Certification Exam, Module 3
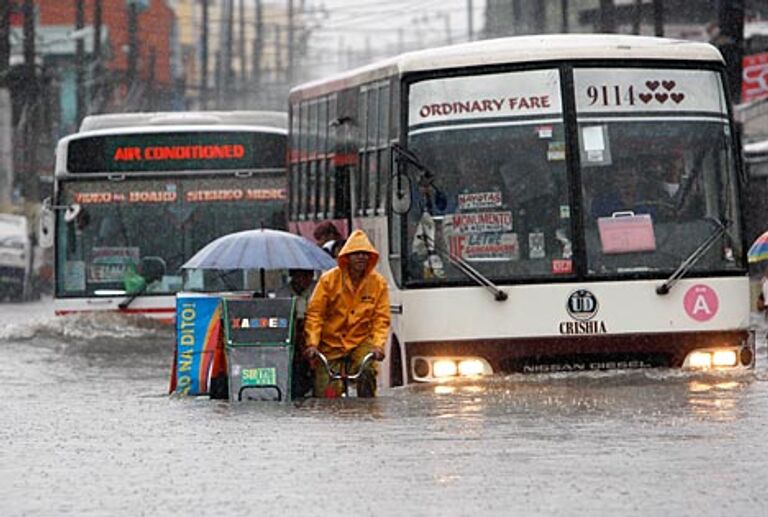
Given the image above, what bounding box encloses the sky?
[300,0,486,76]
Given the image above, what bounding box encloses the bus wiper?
[416,233,508,302]
[656,217,729,295]
[118,284,147,309]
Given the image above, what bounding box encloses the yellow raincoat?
[304,229,391,360]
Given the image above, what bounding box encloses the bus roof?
[290,34,724,101]
[79,110,288,132]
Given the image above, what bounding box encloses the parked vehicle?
[0,213,31,301]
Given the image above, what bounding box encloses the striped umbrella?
[748,230,768,264]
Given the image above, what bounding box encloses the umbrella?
[748,230,768,264]
[182,228,337,295]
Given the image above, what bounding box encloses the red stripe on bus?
[333,153,358,166]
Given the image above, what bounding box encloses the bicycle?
[310,350,377,398]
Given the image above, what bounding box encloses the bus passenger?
[649,154,703,220]
[758,265,768,316]
[416,176,449,214]
[590,162,659,219]
[303,230,390,398]
[322,238,346,258]
[313,221,342,247]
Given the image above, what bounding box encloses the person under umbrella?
[276,268,317,398]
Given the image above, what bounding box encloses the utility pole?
[75,0,85,124]
[147,47,156,110]
[275,24,283,78]
[127,2,139,94]
[239,0,246,106]
[599,0,615,33]
[215,51,222,108]
[225,0,234,106]
[0,0,10,86]
[22,0,38,203]
[201,0,209,109]
[1,1,12,207]
[718,0,745,104]
[632,0,641,35]
[287,0,294,86]
[467,0,474,41]
[93,0,102,110]
[94,1,102,62]
[23,0,34,80]
[652,0,664,37]
[561,0,569,33]
[252,0,263,105]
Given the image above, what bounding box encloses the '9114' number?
[585,85,636,106]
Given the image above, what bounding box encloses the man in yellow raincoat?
[304,229,390,397]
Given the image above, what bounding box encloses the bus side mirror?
[391,170,412,215]
[38,199,54,249]
[390,143,412,215]
[64,203,82,223]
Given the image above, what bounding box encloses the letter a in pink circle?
[683,284,719,322]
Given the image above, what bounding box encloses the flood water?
[1,299,767,516]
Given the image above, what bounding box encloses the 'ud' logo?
[566,289,599,321]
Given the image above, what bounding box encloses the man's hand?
[371,347,386,361]
[303,346,319,360]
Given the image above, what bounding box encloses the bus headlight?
[432,360,458,378]
[458,359,486,376]
[684,348,739,369]
[687,351,712,369]
[712,350,737,367]
[411,356,493,381]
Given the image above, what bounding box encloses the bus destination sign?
[67,131,284,173]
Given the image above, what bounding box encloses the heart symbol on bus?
[639,93,653,103]
[655,93,669,103]
[662,80,676,91]
[646,80,660,91]
[671,92,685,103]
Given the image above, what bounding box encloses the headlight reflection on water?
[687,378,744,421]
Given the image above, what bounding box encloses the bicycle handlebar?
[313,351,377,381]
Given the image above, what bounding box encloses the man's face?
[291,270,314,291]
[617,170,639,202]
[347,251,370,276]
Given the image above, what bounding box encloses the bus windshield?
[55,175,286,298]
[402,66,744,285]
[575,67,744,276]
[404,68,571,283]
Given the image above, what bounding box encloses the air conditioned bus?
[46,111,288,322]
[288,35,753,386]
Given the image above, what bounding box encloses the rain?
[3,1,768,516]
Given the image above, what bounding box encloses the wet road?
[1,299,767,516]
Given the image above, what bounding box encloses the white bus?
[288,35,753,386]
[45,111,287,322]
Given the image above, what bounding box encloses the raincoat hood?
[337,229,379,276]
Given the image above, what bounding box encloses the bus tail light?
[411,356,493,382]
